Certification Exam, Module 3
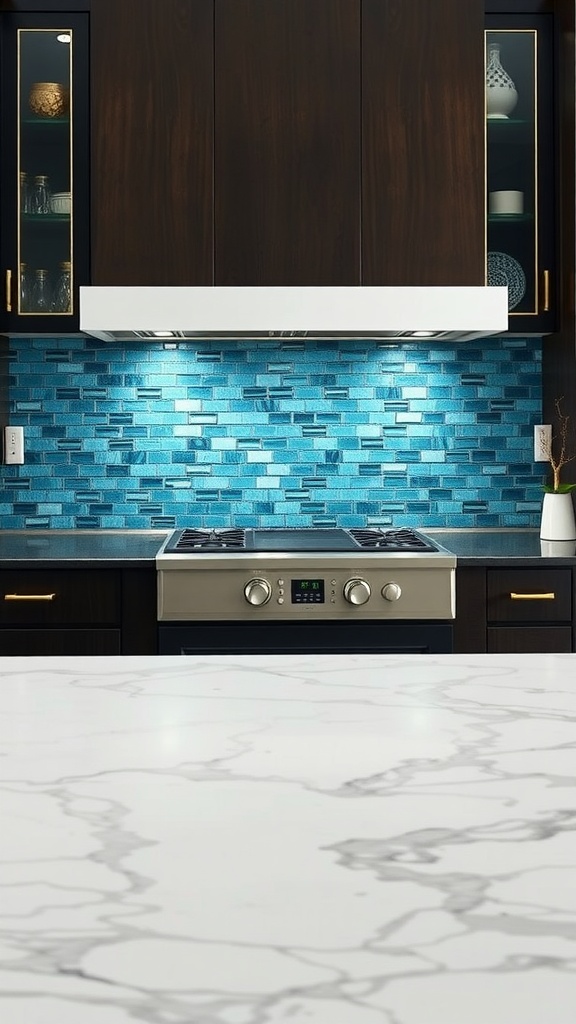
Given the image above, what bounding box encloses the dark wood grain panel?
[487,626,572,653]
[487,567,572,622]
[0,630,121,656]
[362,0,486,285]
[214,0,361,285]
[0,2,90,10]
[0,569,121,625]
[91,0,213,286]
[453,567,487,653]
[542,0,576,481]
[0,337,8,433]
[121,569,158,655]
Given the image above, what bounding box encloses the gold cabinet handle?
[542,269,550,312]
[4,593,56,602]
[5,269,12,312]
[510,592,555,600]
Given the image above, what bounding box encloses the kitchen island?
[1,653,575,1023]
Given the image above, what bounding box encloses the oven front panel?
[158,620,454,655]
[158,566,455,621]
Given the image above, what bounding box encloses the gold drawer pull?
[5,268,12,312]
[4,593,56,602]
[510,592,555,601]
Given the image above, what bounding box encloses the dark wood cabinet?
[485,11,557,334]
[214,0,360,286]
[363,0,485,286]
[0,9,89,333]
[90,0,213,287]
[0,629,121,655]
[454,564,575,653]
[0,566,158,656]
[487,626,572,652]
[91,0,486,288]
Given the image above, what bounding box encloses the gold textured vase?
[28,81,70,118]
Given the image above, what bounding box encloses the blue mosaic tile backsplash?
[3,335,545,530]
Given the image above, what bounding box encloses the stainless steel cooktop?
[156,527,456,622]
[161,526,443,554]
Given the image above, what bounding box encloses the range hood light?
[80,285,509,343]
[56,33,71,43]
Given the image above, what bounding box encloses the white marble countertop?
[1,653,576,1024]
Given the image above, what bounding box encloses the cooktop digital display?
[291,578,325,603]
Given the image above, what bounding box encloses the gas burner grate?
[349,528,434,552]
[174,528,246,551]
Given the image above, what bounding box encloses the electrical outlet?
[534,423,552,462]
[4,425,24,465]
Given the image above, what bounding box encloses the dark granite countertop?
[0,530,168,568]
[0,528,575,569]
[427,529,576,566]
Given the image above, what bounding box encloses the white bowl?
[50,193,71,215]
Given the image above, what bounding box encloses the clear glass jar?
[52,260,72,313]
[30,174,51,215]
[20,171,31,214]
[31,268,52,311]
[19,263,33,312]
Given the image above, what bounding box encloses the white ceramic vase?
[539,491,576,541]
[486,42,518,119]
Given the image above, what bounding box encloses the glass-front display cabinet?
[0,12,88,334]
[485,15,556,334]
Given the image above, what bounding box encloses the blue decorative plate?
[487,251,526,310]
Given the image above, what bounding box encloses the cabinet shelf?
[487,118,534,145]
[21,117,70,126]
[488,213,534,223]
[22,213,70,223]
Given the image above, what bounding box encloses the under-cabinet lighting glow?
[410,330,437,337]
[153,331,175,337]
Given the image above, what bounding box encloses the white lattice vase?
[486,42,518,119]
[539,492,576,541]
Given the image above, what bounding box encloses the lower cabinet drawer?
[487,626,573,654]
[0,570,121,626]
[487,568,572,623]
[0,629,122,656]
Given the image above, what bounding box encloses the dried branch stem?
[539,397,576,490]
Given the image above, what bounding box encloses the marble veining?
[1,653,576,1023]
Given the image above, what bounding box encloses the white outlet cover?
[534,424,552,462]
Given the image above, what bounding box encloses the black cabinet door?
[0,629,121,656]
[214,0,361,286]
[0,11,89,333]
[90,0,487,289]
[90,0,214,286]
[487,626,572,653]
[485,13,556,334]
[363,0,486,286]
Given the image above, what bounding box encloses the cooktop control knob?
[343,578,371,605]
[382,582,402,602]
[244,578,272,606]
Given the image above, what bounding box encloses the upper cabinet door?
[486,14,556,335]
[362,0,486,286]
[214,0,361,286]
[90,0,214,286]
[0,12,89,333]
[90,0,487,289]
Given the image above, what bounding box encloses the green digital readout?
[291,579,325,603]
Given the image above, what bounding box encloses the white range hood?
[79,285,508,343]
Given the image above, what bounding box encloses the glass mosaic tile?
[2,336,544,529]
